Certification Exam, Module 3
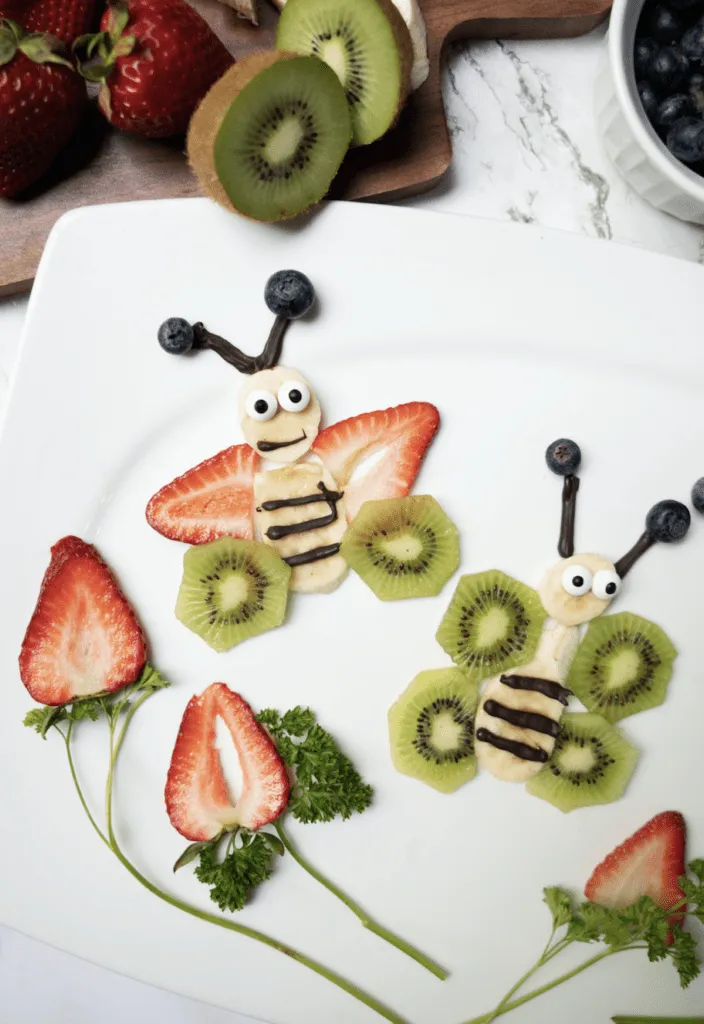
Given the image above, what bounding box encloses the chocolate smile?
[257,432,307,453]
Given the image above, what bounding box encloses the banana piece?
[268,0,429,91]
[475,622,578,783]
[254,462,348,594]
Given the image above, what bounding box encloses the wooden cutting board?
[0,0,611,296]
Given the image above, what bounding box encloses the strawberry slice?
[19,536,147,706]
[165,683,290,841]
[146,444,258,545]
[585,811,686,941]
[312,402,440,521]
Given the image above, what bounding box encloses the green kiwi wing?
[565,611,677,724]
[436,570,547,684]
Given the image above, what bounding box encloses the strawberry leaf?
[173,837,221,873]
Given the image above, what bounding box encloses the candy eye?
[245,390,278,422]
[561,565,593,596]
[278,381,311,413]
[592,570,621,601]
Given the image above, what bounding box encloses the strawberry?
[165,683,290,841]
[0,0,98,43]
[313,401,440,521]
[19,536,147,706]
[585,811,687,942]
[77,0,234,138]
[0,20,86,197]
[146,443,258,544]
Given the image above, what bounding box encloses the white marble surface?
[2,24,703,1024]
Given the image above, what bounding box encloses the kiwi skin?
[368,0,414,137]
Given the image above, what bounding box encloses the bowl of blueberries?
[596,0,704,223]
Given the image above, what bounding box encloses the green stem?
[97,693,409,1024]
[479,926,558,1024]
[274,820,448,981]
[462,946,647,1024]
[63,722,109,848]
[612,1018,704,1023]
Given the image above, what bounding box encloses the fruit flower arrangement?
[0,0,427,220]
[635,0,704,172]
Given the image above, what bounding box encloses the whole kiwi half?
[187,51,352,221]
[276,0,413,145]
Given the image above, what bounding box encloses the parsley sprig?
[24,677,409,1024]
[463,875,704,1024]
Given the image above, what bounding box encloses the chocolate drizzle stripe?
[476,727,549,763]
[264,483,343,541]
[283,543,341,567]
[500,674,572,706]
[261,487,343,512]
[484,700,560,737]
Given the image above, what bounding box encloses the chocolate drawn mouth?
[257,432,307,453]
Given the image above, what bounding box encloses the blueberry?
[638,80,660,120]
[682,20,704,64]
[545,438,581,476]
[656,91,694,127]
[667,115,704,161]
[635,36,659,77]
[157,317,194,354]
[691,477,704,514]
[689,71,704,110]
[648,4,685,43]
[264,270,315,320]
[646,499,691,541]
[649,45,690,91]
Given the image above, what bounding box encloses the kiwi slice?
[566,612,677,724]
[341,495,459,601]
[388,668,479,793]
[276,0,412,145]
[526,712,639,813]
[436,570,546,683]
[187,52,352,222]
[176,538,291,652]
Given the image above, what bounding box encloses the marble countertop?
[1,24,703,1024]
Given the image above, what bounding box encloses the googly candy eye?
[245,390,278,422]
[278,381,311,413]
[592,570,621,600]
[561,565,593,596]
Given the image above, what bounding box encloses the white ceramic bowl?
[596,0,704,224]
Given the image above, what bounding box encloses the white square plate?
[1,199,703,1024]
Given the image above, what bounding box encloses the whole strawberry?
[77,0,234,138]
[0,0,98,44]
[0,19,85,197]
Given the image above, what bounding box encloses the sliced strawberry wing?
[165,683,290,842]
[19,536,147,706]
[312,402,440,522]
[146,444,258,544]
[585,810,686,941]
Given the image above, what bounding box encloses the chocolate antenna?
[156,269,315,374]
[545,438,581,558]
[614,499,691,578]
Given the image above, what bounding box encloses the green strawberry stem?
[462,946,647,1024]
[274,820,448,981]
[58,691,409,1024]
